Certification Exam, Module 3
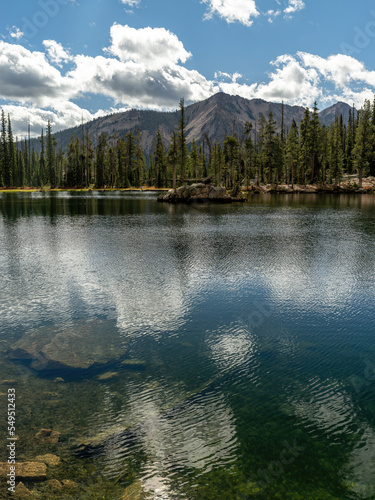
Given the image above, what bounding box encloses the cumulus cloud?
[284,0,305,16]
[120,0,141,6]
[1,102,94,137]
[43,40,73,67]
[202,0,303,25]
[214,52,375,108]
[105,24,191,68]
[202,0,259,27]
[0,41,75,106]
[2,24,375,137]
[8,27,24,39]
[67,54,214,109]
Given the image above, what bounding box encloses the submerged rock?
[15,481,34,498]
[157,183,245,203]
[121,359,146,369]
[97,371,119,381]
[7,318,128,372]
[34,429,61,444]
[121,480,145,499]
[34,454,61,466]
[0,462,47,480]
[61,479,78,489]
[47,479,63,490]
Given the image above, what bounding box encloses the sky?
[1,0,375,137]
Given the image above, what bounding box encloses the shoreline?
[0,179,375,195]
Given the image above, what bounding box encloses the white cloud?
[267,9,281,23]
[2,24,375,137]
[67,54,214,109]
[202,0,259,27]
[8,27,24,39]
[105,24,191,68]
[43,40,73,67]
[284,0,305,16]
[214,71,242,83]
[120,0,140,6]
[215,52,375,108]
[0,41,75,106]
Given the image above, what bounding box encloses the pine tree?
[23,138,30,186]
[125,131,136,186]
[153,129,166,188]
[256,113,266,184]
[168,132,178,190]
[243,122,254,188]
[212,142,223,186]
[39,129,46,186]
[299,107,311,184]
[95,132,107,188]
[352,99,373,188]
[7,114,15,187]
[285,119,300,185]
[328,115,344,188]
[66,135,80,187]
[346,108,355,174]
[178,98,188,182]
[310,101,321,183]
[117,137,127,187]
[265,111,277,184]
[1,110,10,187]
[223,135,239,188]
[135,128,146,186]
[46,120,56,188]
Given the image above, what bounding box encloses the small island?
[157,178,245,203]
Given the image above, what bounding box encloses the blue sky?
[1,0,375,136]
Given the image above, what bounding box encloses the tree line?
[1,98,375,190]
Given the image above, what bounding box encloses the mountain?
[44,93,357,157]
[318,101,357,127]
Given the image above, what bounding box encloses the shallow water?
[0,191,375,499]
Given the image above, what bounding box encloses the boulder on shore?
[157,183,245,203]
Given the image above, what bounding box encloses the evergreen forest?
[1,97,375,190]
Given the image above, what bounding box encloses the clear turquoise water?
[0,192,375,499]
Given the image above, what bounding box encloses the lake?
[0,191,375,499]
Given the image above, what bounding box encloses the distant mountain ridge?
[48,93,357,157]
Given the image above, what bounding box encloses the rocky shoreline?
[157,177,375,203]
[247,177,375,194]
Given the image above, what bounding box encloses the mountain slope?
[45,93,356,156]
[319,101,357,127]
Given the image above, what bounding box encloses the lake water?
[0,191,375,499]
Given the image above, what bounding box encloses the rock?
[61,479,78,489]
[34,454,61,466]
[34,428,61,444]
[47,479,63,489]
[121,359,146,369]
[7,318,128,372]
[97,371,119,381]
[158,183,242,203]
[0,462,47,480]
[54,377,64,383]
[15,481,34,498]
[208,186,226,199]
[121,480,144,500]
[76,424,129,449]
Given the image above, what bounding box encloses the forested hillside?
[0,96,372,190]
